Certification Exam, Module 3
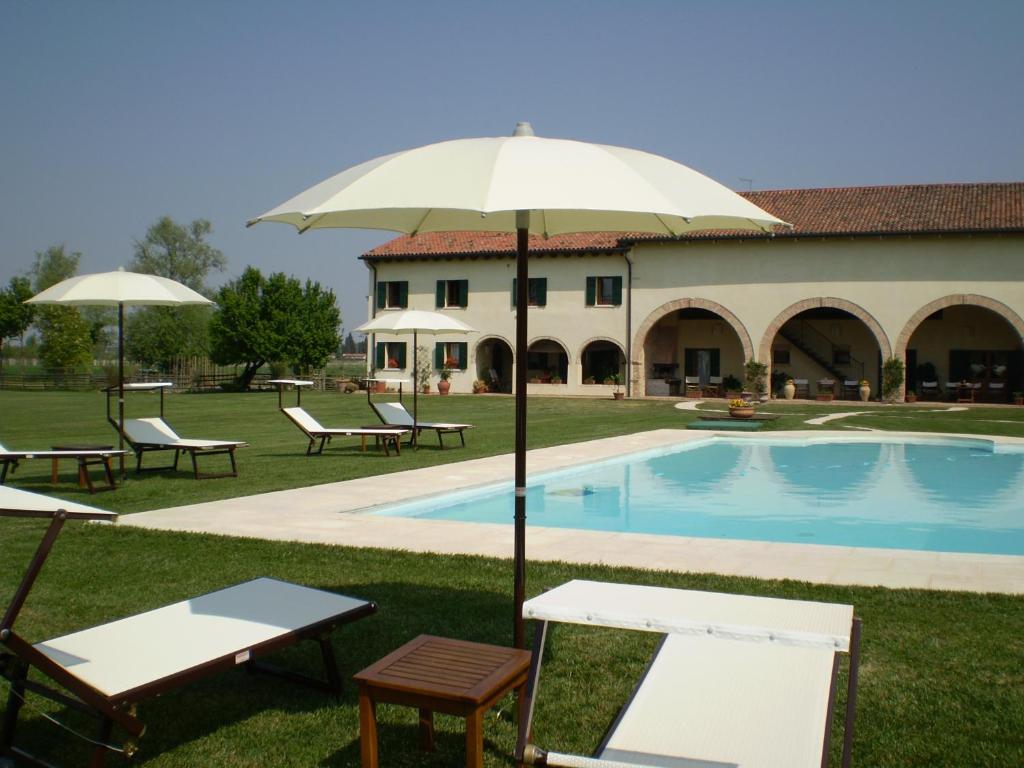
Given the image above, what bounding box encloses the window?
[375,341,407,369]
[434,341,468,370]
[773,348,791,365]
[833,346,851,365]
[585,276,622,306]
[436,279,469,309]
[376,280,408,310]
[511,278,547,307]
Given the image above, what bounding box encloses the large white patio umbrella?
[356,309,474,447]
[27,268,213,477]
[248,122,787,646]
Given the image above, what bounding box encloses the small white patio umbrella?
[356,309,474,446]
[248,122,787,646]
[27,268,213,476]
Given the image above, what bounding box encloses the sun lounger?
[370,401,472,448]
[517,579,860,768]
[0,442,127,492]
[0,486,376,767]
[282,406,408,456]
[121,417,246,479]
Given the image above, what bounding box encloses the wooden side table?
[354,634,531,768]
[49,444,118,493]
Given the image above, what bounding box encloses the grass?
[2,390,1024,765]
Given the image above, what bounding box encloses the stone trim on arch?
[894,294,1024,356]
[474,334,516,360]
[759,297,892,365]
[632,298,754,362]
[577,336,626,360]
[528,335,572,363]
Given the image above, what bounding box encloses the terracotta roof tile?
[363,182,1024,259]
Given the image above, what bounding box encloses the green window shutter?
[396,343,407,369]
[585,276,596,306]
[612,276,623,306]
[457,342,468,369]
[458,280,468,307]
[435,343,444,369]
[711,349,721,376]
[398,281,408,308]
[375,342,386,369]
[511,278,517,307]
[536,278,547,307]
[377,282,386,309]
[684,348,696,377]
[436,280,445,308]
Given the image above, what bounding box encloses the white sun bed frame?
[516,579,861,768]
[122,417,246,479]
[0,485,376,767]
[282,406,409,457]
[370,400,473,448]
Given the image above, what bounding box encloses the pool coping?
[120,429,1024,595]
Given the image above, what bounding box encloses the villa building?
[361,182,1024,401]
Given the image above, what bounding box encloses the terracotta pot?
[437,380,451,396]
[373,381,387,394]
[816,393,833,402]
[729,406,755,419]
[421,384,430,394]
[613,391,624,400]
[905,393,917,403]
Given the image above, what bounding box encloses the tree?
[0,276,35,374]
[126,216,225,370]
[31,245,93,373]
[209,267,341,388]
[130,216,226,293]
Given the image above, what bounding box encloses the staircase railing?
[780,320,865,381]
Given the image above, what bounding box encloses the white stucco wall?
[366,233,1024,397]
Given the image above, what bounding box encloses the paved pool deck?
[120,429,1024,595]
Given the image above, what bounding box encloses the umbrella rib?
[297,214,327,234]
[409,208,435,237]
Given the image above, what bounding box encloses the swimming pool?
[371,437,1024,555]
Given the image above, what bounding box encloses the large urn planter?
[858,381,871,402]
[437,380,451,396]
[782,380,796,400]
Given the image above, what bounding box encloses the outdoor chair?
[121,417,246,479]
[703,375,723,398]
[985,381,1005,402]
[517,579,860,768]
[817,378,835,398]
[683,376,702,397]
[793,378,810,398]
[282,406,408,457]
[842,379,860,400]
[0,442,126,492]
[370,401,472,448]
[920,380,940,400]
[0,485,377,767]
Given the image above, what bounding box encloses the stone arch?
[474,334,516,360]
[577,336,626,360]
[633,298,754,362]
[894,294,1024,356]
[759,297,892,364]
[528,336,572,363]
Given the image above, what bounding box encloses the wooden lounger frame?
[515,582,861,768]
[125,437,240,479]
[281,407,407,457]
[0,505,377,767]
[369,402,471,449]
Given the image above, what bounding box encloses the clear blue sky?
[3,0,1022,332]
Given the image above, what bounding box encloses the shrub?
[882,357,905,402]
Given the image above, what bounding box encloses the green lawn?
[1,391,1023,766]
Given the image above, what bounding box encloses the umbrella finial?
[512,122,535,137]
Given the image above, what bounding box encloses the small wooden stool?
[354,634,531,768]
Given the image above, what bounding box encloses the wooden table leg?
[465,708,484,768]
[51,458,59,484]
[418,707,435,751]
[359,689,379,768]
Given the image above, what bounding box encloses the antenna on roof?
[739,177,753,192]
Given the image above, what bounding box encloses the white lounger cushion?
[0,485,114,517]
[283,407,406,437]
[124,417,242,448]
[523,580,852,651]
[598,633,835,768]
[373,401,471,430]
[35,577,369,699]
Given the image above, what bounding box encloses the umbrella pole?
[118,303,125,481]
[412,330,418,448]
[513,215,529,648]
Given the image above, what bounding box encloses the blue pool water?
[372,438,1024,555]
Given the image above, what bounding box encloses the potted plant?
[1014,392,1024,406]
[551,374,563,384]
[858,379,871,401]
[583,376,596,385]
[728,398,755,418]
[905,390,918,403]
[722,374,742,399]
[437,367,452,395]
[743,360,768,402]
[816,379,835,401]
[472,379,489,393]
[416,346,431,394]
[610,373,624,400]
[782,378,796,400]
[882,356,905,403]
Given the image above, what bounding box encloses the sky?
[2,1,1022,334]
